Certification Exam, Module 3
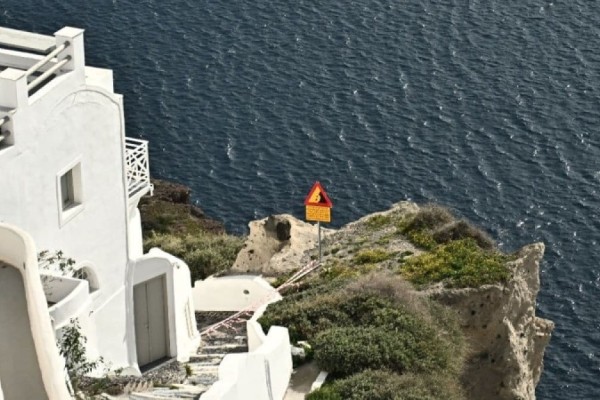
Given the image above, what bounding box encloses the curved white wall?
[0,223,72,400]
[45,275,91,330]
[201,325,293,400]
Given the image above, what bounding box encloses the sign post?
[304,181,333,264]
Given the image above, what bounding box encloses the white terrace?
[0,27,152,203]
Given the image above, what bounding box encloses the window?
[60,169,75,209]
[57,159,83,226]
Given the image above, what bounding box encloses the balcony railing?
[125,137,152,201]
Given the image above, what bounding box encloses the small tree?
[58,318,104,395]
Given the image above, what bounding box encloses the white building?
[0,26,200,399]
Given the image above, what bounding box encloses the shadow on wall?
[0,223,72,400]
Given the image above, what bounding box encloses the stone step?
[131,388,203,400]
[188,354,224,365]
[189,365,220,374]
[199,343,247,354]
[169,384,209,393]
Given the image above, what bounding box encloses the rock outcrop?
[425,243,554,400]
[230,214,334,276]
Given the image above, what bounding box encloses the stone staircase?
[127,314,248,400]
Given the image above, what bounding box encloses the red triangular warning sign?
[304,181,333,207]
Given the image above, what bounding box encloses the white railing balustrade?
[25,41,71,93]
[125,137,152,200]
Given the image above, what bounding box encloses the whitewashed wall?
[0,29,133,369]
[193,275,281,312]
[0,223,72,400]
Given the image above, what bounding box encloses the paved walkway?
[283,362,321,400]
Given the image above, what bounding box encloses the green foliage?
[260,274,465,378]
[353,249,393,265]
[258,287,352,342]
[398,205,453,233]
[400,239,510,287]
[144,232,244,282]
[431,220,494,249]
[404,230,437,250]
[58,319,104,392]
[308,370,466,400]
[313,324,457,378]
[365,214,393,230]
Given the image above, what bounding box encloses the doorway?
[134,274,169,368]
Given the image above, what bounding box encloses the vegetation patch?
[144,232,244,282]
[307,370,466,400]
[365,214,393,230]
[259,274,466,386]
[353,249,394,265]
[399,238,510,288]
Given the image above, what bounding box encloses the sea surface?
[2,0,599,398]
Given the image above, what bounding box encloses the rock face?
[426,243,554,400]
[139,179,225,236]
[230,214,334,276]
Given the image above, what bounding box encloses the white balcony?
[125,137,153,203]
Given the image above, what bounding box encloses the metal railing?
[25,41,70,92]
[125,137,152,199]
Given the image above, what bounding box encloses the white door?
[134,275,169,367]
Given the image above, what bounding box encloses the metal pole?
[318,221,322,264]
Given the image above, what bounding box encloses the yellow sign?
[306,205,331,223]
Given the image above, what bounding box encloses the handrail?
[24,42,68,78]
[27,56,71,92]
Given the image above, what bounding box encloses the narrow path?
[128,312,247,400]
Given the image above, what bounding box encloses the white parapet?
[0,68,27,109]
[193,275,281,312]
[201,326,293,400]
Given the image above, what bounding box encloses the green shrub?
[313,325,456,378]
[144,232,244,282]
[404,230,437,250]
[400,238,510,288]
[353,249,393,265]
[306,386,342,400]
[431,220,494,249]
[258,285,353,342]
[365,214,393,230]
[399,205,454,233]
[309,370,466,400]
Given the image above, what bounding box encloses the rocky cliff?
[232,202,554,399]
[425,243,554,400]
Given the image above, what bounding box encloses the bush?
[400,238,510,288]
[258,284,353,342]
[365,214,393,230]
[313,324,457,378]
[353,249,393,265]
[144,232,244,282]
[308,370,466,400]
[399,205,454,233]
[432,220,494,249]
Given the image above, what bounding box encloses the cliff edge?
[425,243,554,400]
[238,202,554,399]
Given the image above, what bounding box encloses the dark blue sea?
[2,0,599,398]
